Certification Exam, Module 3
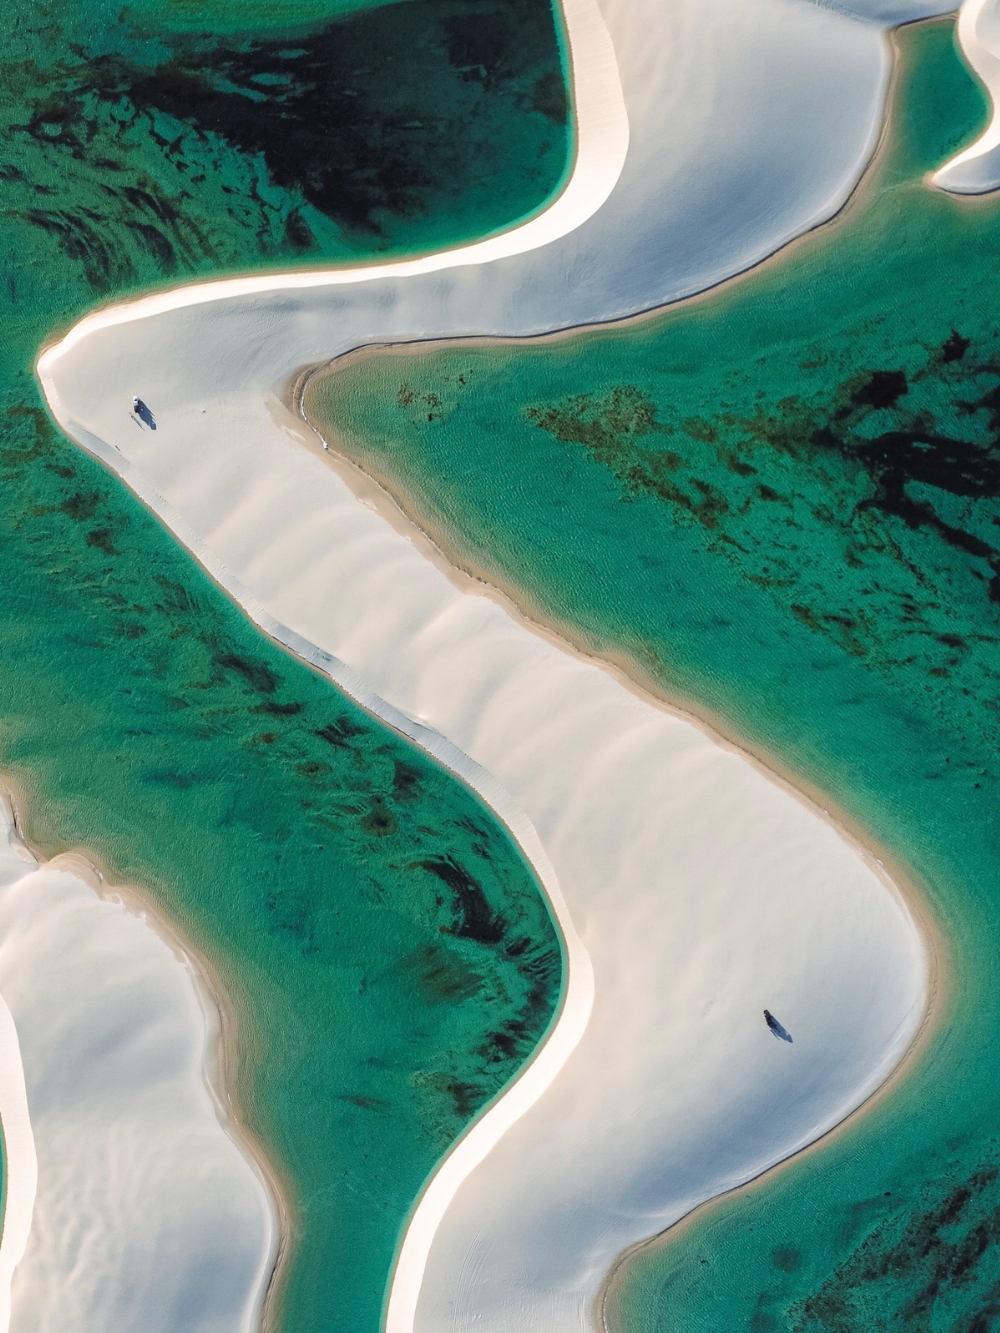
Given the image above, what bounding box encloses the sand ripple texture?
[0,802,274,1333]
[34,0,977,1327]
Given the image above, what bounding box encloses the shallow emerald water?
[0,0,570,1326]
[313,21,1000,1329]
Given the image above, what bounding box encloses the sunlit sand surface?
[0,801,274,1333]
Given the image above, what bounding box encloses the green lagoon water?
[313,21,1000,1330]
[0,0,571,1327]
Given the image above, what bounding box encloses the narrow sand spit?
[0,791,276,1333]
[33,0,993,1327]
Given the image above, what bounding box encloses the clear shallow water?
[0,0,570,1326]
[312,21,1000,1329]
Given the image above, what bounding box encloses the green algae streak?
[0,0,571,1326]
[310,20,1000,1330]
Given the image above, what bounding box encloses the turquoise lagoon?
[0,0,571,1327]
[311,20,1000,1331]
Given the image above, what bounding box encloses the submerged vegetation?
[521,334,1000,686]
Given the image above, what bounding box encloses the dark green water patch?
[311,19,1000,1330]
[114,0,567,242]
[3,0,569,300]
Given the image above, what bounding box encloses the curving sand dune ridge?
[32,0,990,1327]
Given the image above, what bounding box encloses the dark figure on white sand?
[764,1009,793,1043]
[132,397,156,430]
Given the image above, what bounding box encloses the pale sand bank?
[932,0,1000,191]
[0,790,276,1333]
[33,0,976,1327]
[296,387,943,1333]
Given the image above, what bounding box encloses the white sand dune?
[32,0,974,1327]
[0,824,36,1333]
[0,801,274,1333]
[932,0,1000,191]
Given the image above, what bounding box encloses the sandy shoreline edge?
[298,369,947,900]
[294,360,943,970]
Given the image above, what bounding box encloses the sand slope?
[0,802,274,1333]
[0,823,36,1333]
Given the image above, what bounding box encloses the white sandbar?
[34,0,972,1327]
[0,798,275,1333]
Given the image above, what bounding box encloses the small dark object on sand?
[764,1009,793,1043]
[132,397,156,430]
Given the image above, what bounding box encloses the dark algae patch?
[2,0,569,300]
[312,19,1000,1332]
[0,0,570,1327]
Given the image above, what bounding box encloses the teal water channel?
[311,20,1000,1330]
[0,0,571,1326]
